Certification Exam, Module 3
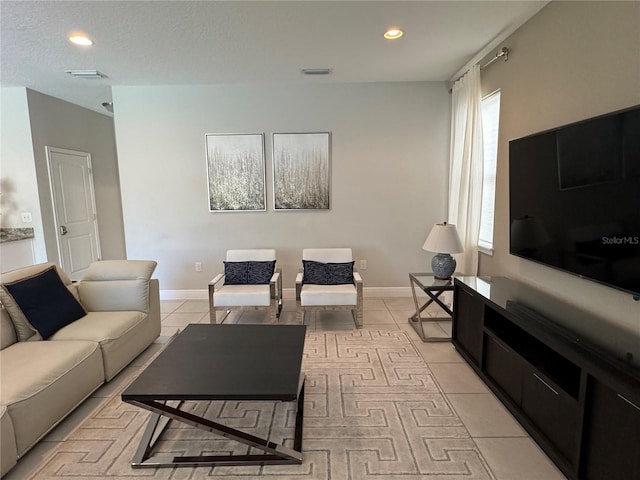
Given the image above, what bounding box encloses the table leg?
[409,276,453,342]
[126,378,305,468]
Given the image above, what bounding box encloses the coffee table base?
[128,377,305,468]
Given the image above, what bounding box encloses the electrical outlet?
[359,259,368,270]
[21,212,32,223]
[195,262,203,272]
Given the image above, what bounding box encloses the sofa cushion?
[1,306,17,350]
[214,285,271,306]
[0,340,103,455]
[223,261,275,285]
[77,260,157,312]
[51,311,155,381]
[1,266,86,340]
[1,405,17,477]
[302,260,354,285]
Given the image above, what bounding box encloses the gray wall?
[479,2,640,349]
[0,87,45,269]
[25,89,127,263]
[112,82,451,291]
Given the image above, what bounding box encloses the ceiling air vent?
[301,68,332,76]
[65,69,108,79]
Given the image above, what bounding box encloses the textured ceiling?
[1,1,546,115]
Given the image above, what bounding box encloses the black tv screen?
[509,105,640,296]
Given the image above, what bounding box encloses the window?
[478,90,501,254]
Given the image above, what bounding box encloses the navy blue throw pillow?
[302,260,354,285]
[223,261,248,285]
[2,266,86,340]
[224,261,275,285]
[247,261,276,284]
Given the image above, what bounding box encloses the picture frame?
[205,133,266,212]
[272,132,331,210]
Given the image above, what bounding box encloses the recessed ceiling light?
[69,35,94,46]
[384,28,404,40]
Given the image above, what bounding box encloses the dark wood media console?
[452,276,640,480]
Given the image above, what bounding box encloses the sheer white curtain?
[448,64,484,275]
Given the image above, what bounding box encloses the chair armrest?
[270,269,282,300]
[148,278,161,327]
[295,271,303,300]
[353,271,363,309]
[208,274,225,308]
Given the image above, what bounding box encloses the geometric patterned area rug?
[27,330,495,479]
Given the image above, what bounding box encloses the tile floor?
[5,296,567,480]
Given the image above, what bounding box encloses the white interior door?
[46,146,101,280]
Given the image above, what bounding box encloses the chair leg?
[269,304,278,322]
[208,284,217,324]
[213,310,231,324]
[353,307,363,329]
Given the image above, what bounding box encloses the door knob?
[60,225,68,235]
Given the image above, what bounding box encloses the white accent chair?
[296,248,363,328]
[208,249,282,324]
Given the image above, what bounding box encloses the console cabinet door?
[582,378,640,480]
[521,368,579,465]
[452,286,484,365]
[484,334,523,406]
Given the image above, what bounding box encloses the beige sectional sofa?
[0,260,160,477]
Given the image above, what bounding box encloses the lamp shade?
[422,222,464,254]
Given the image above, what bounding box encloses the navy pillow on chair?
[224,261,275,285]
[223,261,249,285]
[247,261,276,284]
[2,266,86,340]
[302,260,354,285]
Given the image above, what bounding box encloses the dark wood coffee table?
[121,323,307,468]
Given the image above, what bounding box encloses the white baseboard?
[160,286,413,301]
[160,290,209,300]
[360,287,413,297]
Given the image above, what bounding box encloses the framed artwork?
[205,133,266,212]
[272,132,331,210]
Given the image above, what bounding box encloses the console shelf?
[452,276,640,480]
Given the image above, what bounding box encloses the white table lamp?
[422,222,464,279]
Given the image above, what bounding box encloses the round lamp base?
[431,253,456,279]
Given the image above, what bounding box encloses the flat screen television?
[509,105,640,297]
